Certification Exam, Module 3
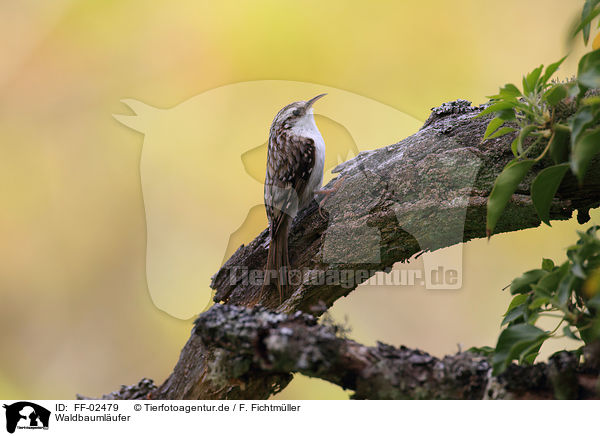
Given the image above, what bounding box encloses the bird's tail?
[264,216,291,302]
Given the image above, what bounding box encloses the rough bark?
[191,305,600,400]
[90,99,600,400]
[88,304,600,400]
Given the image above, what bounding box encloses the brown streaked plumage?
[264,94,327,301]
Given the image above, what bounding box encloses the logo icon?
[3,402,50,434]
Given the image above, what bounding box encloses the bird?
[263,93,329,302]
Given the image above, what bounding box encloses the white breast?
[291,109,325,207]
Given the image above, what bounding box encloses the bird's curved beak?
[306,93,327,108]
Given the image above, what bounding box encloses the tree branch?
[90,304,600,399]
[91,100,600,400]
[194,305,600,400]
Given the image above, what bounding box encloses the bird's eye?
[292,109,301,116]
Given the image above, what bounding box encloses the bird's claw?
[316,175,346,219]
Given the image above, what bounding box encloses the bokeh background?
[1,0,598,399]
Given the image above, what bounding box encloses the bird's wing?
[265,130,315,235]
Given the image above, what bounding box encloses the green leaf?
[572,262,587,279]
[529,296,549,310]
[557,271,576,307]
[515,125,537,156]
[510,137,519,157]
[577,0,600,44]
[519,338,544,365]
[571,126,600,183]
[523,65,543,94]
[492,324,548,375]
[549,124,571,164]
[510,269,547,294]
[588,225,600,236]
[582,95,600,106]
[568,82,583,99]
[579,319,600,344]
[486,160,535,237]
[587,294,600,313]
[526,311,540,325]
[578,49,600,89]
[542,56,567,84]
[583,1,594,44]
[467,345,494,357]
[489,84,522,100]
[542,258,555,271]
[504,294,529,315]
[483,117,504,140]
[496,108,516,121]
[521,350,540,365]
[544,84,567,107]
[531,283,552,298]
[537,263,568,293]
[487,127,516,140]
[476,101,519,118]
[531,164,569,225]
[499,83,522,99]
[569,106,596,149]
[502,305,526,326]
[583,1,599,44]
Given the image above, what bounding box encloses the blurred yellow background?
[0,0,597,400]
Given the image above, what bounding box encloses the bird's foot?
[315,176,346,219]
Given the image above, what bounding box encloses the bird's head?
[271,93,326,132]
